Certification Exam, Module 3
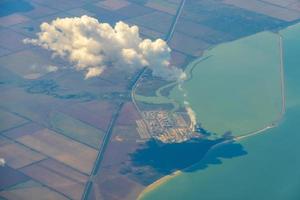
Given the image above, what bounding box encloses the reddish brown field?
[113,125,141,141]
[170,31,209,56]
[223,0,300,22]
[138,25,165,40]
[21,164,85,200]
[0,142,45,169]
[116,102,140,126]
[0,13,29,27]
[94,174,144,200]
[3,122,43,139]
[0,136,11,147]
[145,0,179,15]
[95,0,130,11]
[126,11,173,35]
[114,3,154,18]
[60,100,116,132]
[175,18,228,44]
[0,183,69,200]
[91,114,147,200]
[16,128,98,174]
[39,159,88,184]
[102,140,140,168]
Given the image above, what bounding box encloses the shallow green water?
[141,24,300,200]
[170,32,282,136]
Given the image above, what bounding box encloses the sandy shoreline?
[137,170,182,200]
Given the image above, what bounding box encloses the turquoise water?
[141,24,300,200]
[170,32,282,137]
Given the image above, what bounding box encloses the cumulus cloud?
[23,15,184,80]
[0,158,5,167]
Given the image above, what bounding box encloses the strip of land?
[137,32,287,199]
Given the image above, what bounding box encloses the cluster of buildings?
[136,110,200,143]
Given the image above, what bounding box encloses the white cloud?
[85,67,104,79]
[179,83,197,129]
[0,158,5,167]
[46,65,58,72]
[24,15,184,80]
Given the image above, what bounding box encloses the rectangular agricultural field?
[49,111,104,149]
[38,159,88,184]
[0,135,11,147]
[0,48,63,80]
[83,4,126,24]
[0,166,28,190]
[262,0,298,7]
[96,175,144,200]
[0,87,66,127]
[223,0,300,21]
[30,0,85,11]
[95,0,131,11]
[0,141,45,169]
[113,125,141,141]
[137,25,166,40]
[0,181,69,200]
[61,100,117,132]
[126,11,173,35]
[16,128,98,174]
[145,0,180,15]
[170,31,210,56]
[174,18,228,44]
[21,164,85,200]
[22,3,58,19]
[3,122,43,139]
[114,3,154,18]
[67,8,97,18]
[0,28,28,51]
[0,109,28,132]
[0,13,29,27]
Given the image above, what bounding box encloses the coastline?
[137,171,182,200]
[137,124,276,200]
[137,32,286,200]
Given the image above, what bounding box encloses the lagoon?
[170,32,283,137]
[140,24,300,200]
